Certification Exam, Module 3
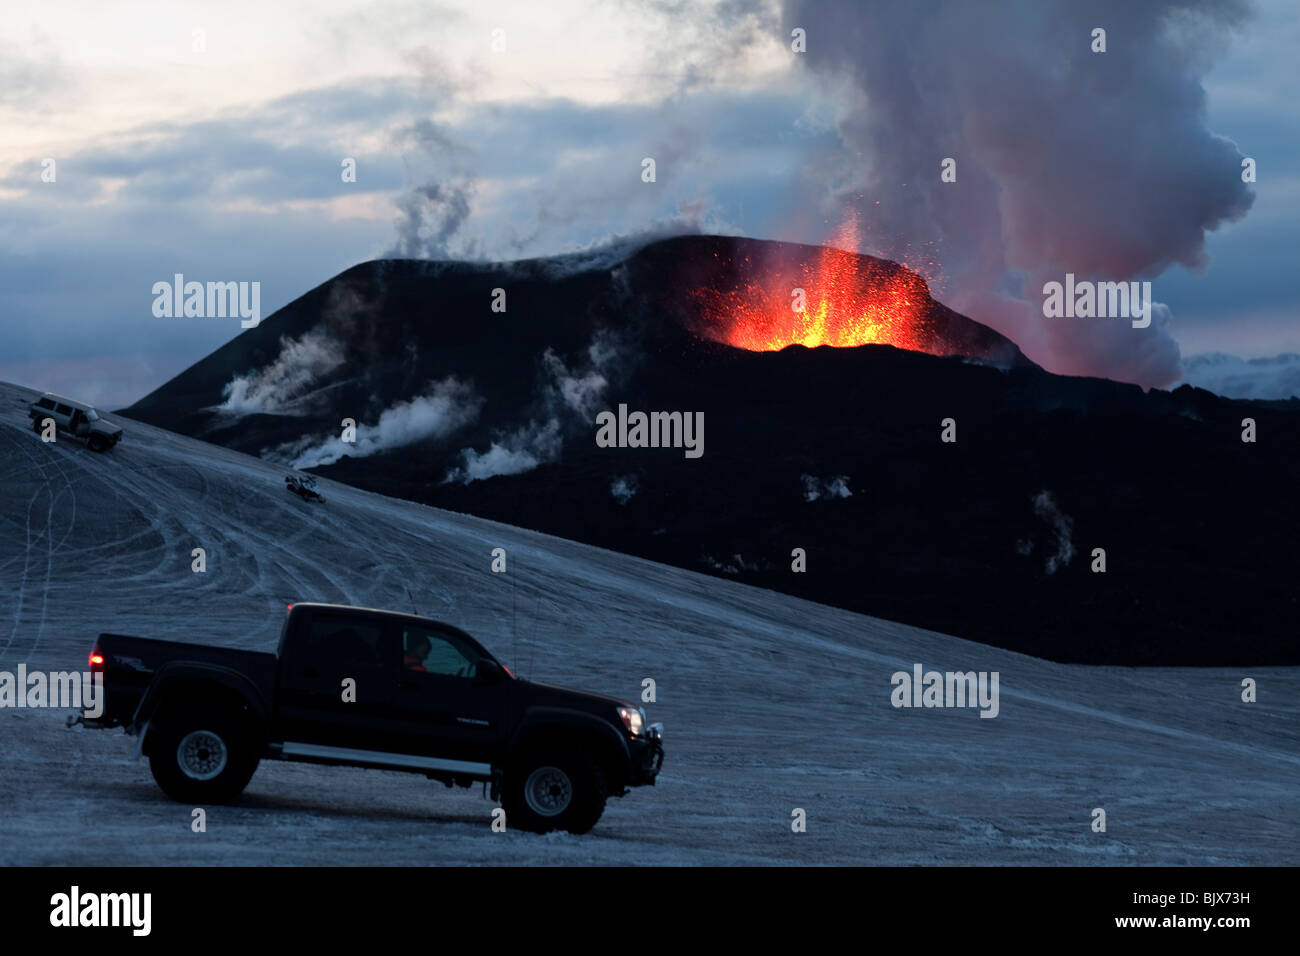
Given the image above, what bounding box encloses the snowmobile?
[284,474,324,503]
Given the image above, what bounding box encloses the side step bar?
[269,741,492,778]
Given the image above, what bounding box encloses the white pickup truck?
[29,391,124,451]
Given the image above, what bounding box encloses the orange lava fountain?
[691,221,935,352]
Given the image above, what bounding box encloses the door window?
[401,627,479,679]
[295,613,392,676]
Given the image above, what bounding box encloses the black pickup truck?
[81,602,664,834]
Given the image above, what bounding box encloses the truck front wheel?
[502,748,607,834]
[148,711,259,804]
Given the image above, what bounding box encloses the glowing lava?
[692,221,936,353]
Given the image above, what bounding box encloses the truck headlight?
[618,706,644,737]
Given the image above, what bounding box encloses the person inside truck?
[403,633,431,672]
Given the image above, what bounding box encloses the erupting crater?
[686,223,986,360]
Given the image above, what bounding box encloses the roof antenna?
[528,592,542,682]
[404,585,422,617]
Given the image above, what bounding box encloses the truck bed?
[92,633,277,729]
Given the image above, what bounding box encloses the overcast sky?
[1,0,1295,406]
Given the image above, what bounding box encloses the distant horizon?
[5,224,1300,412]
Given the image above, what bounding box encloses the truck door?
[275,608,401,752]
[390,623,511,764]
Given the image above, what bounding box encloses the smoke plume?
[217,283,374,416]
[217,328,346,415]
[786,0,1256,387]
[445,330,624,483]
[267,377,482,468]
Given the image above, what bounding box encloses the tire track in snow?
[0,426,77,662]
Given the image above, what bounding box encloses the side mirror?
[475,659,503,684]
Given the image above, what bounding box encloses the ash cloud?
[785,0,1256,387]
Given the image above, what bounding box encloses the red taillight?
[502,664,515,679]
[287,603,293,610]
[89,651,105,670]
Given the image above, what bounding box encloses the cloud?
[0,38,72,109]
[1176,352,1300,399]
[0,80,419,203]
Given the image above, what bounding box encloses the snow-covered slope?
[1,381,1296,865]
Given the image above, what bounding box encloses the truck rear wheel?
[502,748,607,834]
[148,711,259,804]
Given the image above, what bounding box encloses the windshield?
[85,408,99,422]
